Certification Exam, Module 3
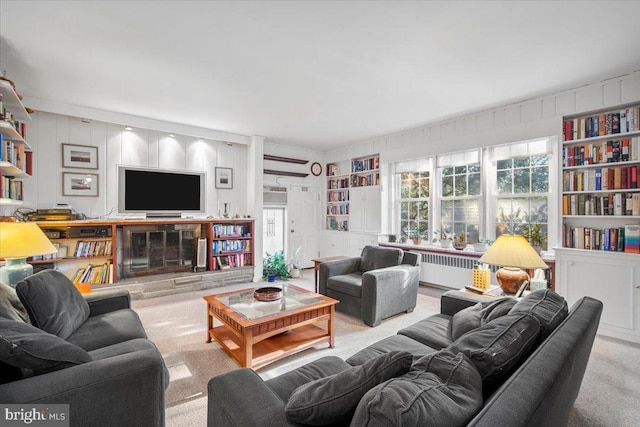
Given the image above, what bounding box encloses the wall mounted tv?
[117,166,206,217]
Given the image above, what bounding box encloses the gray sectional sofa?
[207,289,603,427]
[0,270,168,427]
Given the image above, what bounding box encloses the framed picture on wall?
[62,144,98,169]
[215,167,233,189]
[63,173,99,196]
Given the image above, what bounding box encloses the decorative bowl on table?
[254,287,283,301]
[452,242,467,250]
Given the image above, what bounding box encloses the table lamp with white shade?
[478,234,548,294]
[0,222,58,287]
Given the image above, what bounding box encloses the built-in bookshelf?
[325,154,380,232]
[326,161,350,231]
[561,103,640,253]
[210,219,254,270]
[0,79,32,206]
[31,222,117,284]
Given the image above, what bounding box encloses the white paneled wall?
[326,71,640,164]
[20,111,248,219]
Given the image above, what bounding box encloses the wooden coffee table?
[204,284,338,370]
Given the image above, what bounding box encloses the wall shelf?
[264,169,309,178]
[263,154,309,164]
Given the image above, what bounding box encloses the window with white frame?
[395,158,432,239]
[488,138,553,250]
[437,150,481,243]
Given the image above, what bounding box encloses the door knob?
[290,229,295,233]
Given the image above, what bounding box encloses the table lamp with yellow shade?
[478,234,548,295]
[0,222,58,287]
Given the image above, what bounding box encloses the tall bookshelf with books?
[326,161,350,231]
[209,219,254,271]
[561,103,640,253]
[325,154,381,232]
[0,79,32,207]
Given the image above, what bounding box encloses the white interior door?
[262,207,286,256]
[288,184,320,268]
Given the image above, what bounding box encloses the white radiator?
[419,252,498,289]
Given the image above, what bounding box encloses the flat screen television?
[117,166,206,217]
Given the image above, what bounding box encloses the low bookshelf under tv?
[31,218,255,288]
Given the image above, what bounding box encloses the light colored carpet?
[132,273,640,426]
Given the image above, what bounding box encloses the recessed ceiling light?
[124,126,133,131]
[169,133,175,138]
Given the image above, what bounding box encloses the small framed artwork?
[62,144,98,169]
[215,167,233,189]
[63,173,99,196]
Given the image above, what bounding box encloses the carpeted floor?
[133,272,640,426]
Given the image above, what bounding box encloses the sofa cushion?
[351,350,483,427]
[359,246,402,273]
[346,334,436,366]
[66,309,148,351]
[0,282,30,323]
[326,273,363,298]
[508,289,568,339]
[285,351,412,425]
[451,297,517,340]
[397,313,453,349]
[266,356,351,402]
[0,318,91,375]
[16,270,90,339]
[447,313,540,390]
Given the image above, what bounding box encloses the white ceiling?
[1,1,640,151]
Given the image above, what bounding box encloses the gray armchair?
[318,245,420,327]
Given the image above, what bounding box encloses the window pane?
[418,201,429,219]
[468,173,480,196]
[496,170,512,194]
[442,167,453,176]
[513,169,530,194]
[418,178,429,198]
[513,157,530,168]
[454,175,467,196]
[454,165,467,175]
[441,200,453,222]
[531,154,548,166]
[528,197,548,223]
[497,159,511,170]
[532,166,548,192]
[468,162,480,173]
[442,176,454,197]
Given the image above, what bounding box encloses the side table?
[311,256,349,292]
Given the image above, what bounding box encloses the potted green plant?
[263,250,290,282]
[523,222,546,254]
[411,223,423,245]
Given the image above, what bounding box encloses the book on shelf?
[563,107,640,142]
[562,192,640,216]
[563,224,640,252]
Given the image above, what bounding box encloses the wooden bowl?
[254,286,283,301]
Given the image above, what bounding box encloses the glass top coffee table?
[204,284,338,370]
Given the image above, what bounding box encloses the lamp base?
[496,267,529,295]
[0,258,33,288]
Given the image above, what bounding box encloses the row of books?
[0,135,31,173]
[563,138,640,167]
[562,193,640,216]
[72,240,113,257]
[563,106,640,141]
[327,204,349,215]
[0,172,23,200]
[211,254,251,270]
[211,239,250,254]
[71,262,114,285]
[328,177,349,189]
[326,217,348,231]
[563,166,639,191]
[211,224,251,238]
[352,156,380,173]
[327,190,349,202]
[351,173,379,187]
[562,224,640,253]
